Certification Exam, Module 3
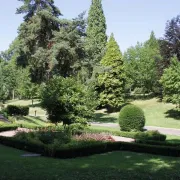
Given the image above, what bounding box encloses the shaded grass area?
[0,145,180,180]
[5,99,46,117]
[94,109,118,123]
[94,98,180,129]
[15,116,48,127]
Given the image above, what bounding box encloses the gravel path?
[0,128,134,143]
[111,136,134,142]
[91,122,180,136]
[0,128,32,137]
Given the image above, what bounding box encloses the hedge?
[0,136,180,158]
[134,130,166,141]
[136,139,180,147]
[6,105,29,116]
[0,124,18,132]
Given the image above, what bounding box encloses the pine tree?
[16,0,61,83]
[98,33,125,111]
[86,0,107,71]
[16,0,61,21]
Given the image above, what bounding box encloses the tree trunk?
[12,90,15,99]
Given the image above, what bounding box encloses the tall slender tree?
[98,33,125,111]
[86,0,107,76]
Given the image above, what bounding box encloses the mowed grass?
[6,99,46,117]
[0,145,180,180]
[94,98,180,129]
[4,99,48,127]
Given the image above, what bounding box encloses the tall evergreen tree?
[16,0,61,21]
[86,0,107,75]
[98,33,125,111]
[16,0,61,83]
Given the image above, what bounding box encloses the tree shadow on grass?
[93,113,117,123]
[165,109,180,120]
[68,151,180,180]
[16,116,46,126]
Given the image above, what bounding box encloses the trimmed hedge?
[136,139,180,147]
[0,124,18,132]
[0,136,180,158]
[119,104,145,132]
[135,130,166,142]
[6,105,29,116]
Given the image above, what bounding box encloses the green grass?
[94,98,180,129]
[6,99,46,117]
[9,116,50,128]
[2,99,48,127]
[0,145,180,180]
[166,135,180,143]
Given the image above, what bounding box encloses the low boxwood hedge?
[134,130,166,141]
[136,139,180,147]
[6,105,29,116]
[0,124,18,132]
[0,136,180,158]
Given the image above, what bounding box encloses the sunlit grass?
[0,145,180,180]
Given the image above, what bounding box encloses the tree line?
[0,0,180,109]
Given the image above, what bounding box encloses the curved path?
[91,122,180,136]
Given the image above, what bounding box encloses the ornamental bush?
[40,76,97,127]
[135,130,166,142]
[118,104,145,132]
[6,105,29,116]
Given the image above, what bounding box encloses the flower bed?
[73,133,115,142]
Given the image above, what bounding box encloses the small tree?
[40,76,97,126]
[98,33,125,111]
[160,57,180,108]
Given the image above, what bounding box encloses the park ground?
[0,144,180,180]
[1,98,180,179]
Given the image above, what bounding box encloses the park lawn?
[94,98,180,129]
[6,99,46,117]
[0,145,180,180]
[9,116,49,128]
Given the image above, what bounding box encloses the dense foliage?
[98,33,125,111]
[40,76,97,126]
[160,57,180,107]
[119,104,145,132]
[86,0,107,68]
[6,105,29,116]
[135,130,166,142]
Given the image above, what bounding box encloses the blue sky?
[0,0,180,52]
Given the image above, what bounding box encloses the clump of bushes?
[135,130,166,142]
[14,130,71,146]
[118,104,145,132]
[73,133,114,142]
[6,105,29,116]
[0,123,18,132]
[40,76,97,127]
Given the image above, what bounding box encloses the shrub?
[1,136,180,158]
[6,105,29,116]
[118,104,145,132]
[73,133,114,142]
[0,124,18,132]
[14,130,71,145]
[135,130,166,142]
[40,76,97,126]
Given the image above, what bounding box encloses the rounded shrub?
[118,104,145,132]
